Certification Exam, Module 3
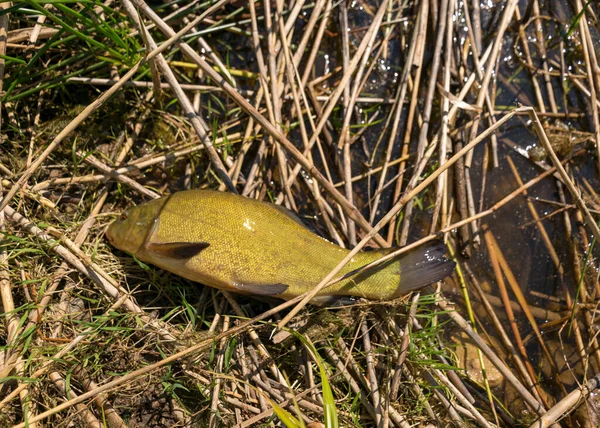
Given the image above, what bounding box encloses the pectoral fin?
[232,282,288,296]
[146,242,210,259]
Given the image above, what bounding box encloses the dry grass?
[1,0,600,426]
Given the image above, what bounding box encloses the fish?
[106,190,455,303]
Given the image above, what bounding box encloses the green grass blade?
[268,399,304,428]
[289,331,339,428]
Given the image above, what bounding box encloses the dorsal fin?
[270,203,312,230]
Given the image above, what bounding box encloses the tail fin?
[395,241,456,296]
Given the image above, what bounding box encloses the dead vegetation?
[0,0,600,426]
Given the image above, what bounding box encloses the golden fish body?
[106,190,454,302]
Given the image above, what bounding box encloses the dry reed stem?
[466,0,519,161]
[386,1,428,244]
[0,294,132,410]
[124,0,236,193]
[526,107,600,241]
[277,2,383,218]
[278,107,521,329]
[2,187,112,410]
[437,298,546,416]
[223,292,290,387]
[31,131,242,192]
[0,1,8,125]
[506,156,591,384]
[263,0,295,211]
[337,3,356,245]
[430,0,454,235]
[0,198,37,424]
[9,294,306,427]
[398,0,449,244]
[232,375,335,427]
[387,294,417,401]
[71,364,129,428]
[336,331,410,427]
[130,0,387,245]
[421,369,465,424]
[513,7,549,113]
[82,153,161,199]
[321,347,384,425]
[0,6,221,213]
[529,372,600,428]
[483,226,549,406]
[573,0,600,175]
[48,371,101,427]
[274,0,331,218]
[460,261,544,397]
[369,3,420,228]
[4,1,600,425]
[208,314,230,428]
[428,364,492,427]
[3,206,177,343]
[360,320,381,426]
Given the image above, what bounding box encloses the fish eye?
[120,213,128,221]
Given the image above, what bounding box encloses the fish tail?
[392,241,456,297]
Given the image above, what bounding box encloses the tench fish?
[106,190,455,303]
